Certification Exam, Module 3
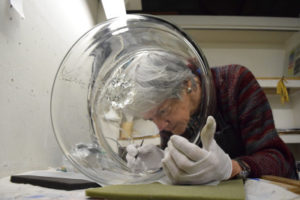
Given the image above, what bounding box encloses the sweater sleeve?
[230,65,298,179]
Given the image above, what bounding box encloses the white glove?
[162,116,232,184]
[126,143,164,173]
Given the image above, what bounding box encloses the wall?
[0,0,99,177]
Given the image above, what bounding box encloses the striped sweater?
[160,65,298,179]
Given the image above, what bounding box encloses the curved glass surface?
[50,14,215,185]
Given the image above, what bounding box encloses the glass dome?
[50,14,215,185]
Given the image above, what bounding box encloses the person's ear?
[185,80,193,94]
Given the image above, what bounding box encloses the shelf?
[158,15,300,31]
[257,78,300,88]
[158,15,300,48]
[279,134,300,144]
[185,29,295,45]
[257,78,300,95]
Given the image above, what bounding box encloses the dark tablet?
[10,175,100,190]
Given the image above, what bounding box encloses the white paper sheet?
[10,0,25,19]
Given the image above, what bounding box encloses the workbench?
[0,170,298,200]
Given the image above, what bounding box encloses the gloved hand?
[126,143,164,173]
[162,116,232,184]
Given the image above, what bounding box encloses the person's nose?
[152,118,169,131]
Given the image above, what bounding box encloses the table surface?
[0,170,299,200]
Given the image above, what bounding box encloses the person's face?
[143,93,192,135]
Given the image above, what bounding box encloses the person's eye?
[159,109,166,115]
[158,106,170,116]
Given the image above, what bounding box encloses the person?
[125,51,298,185]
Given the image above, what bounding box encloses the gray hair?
[124,50,197,117]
